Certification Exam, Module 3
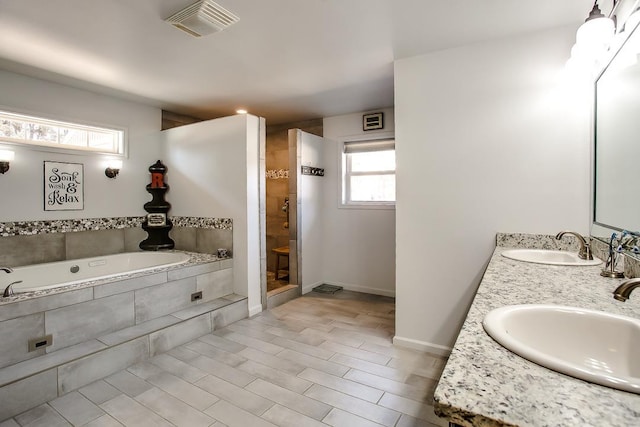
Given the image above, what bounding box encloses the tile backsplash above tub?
[0,216,232,267]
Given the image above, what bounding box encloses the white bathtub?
[4,252,191,294]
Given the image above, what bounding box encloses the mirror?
[593,18,640,257]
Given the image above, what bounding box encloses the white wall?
[296,130,325,293]
[0,70,161,221]
[322,108,396,296]
[162,115,262,315]
[394,26,592,354]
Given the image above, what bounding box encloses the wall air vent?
[166,0,239,37]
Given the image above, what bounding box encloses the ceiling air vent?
[166,0,239,37]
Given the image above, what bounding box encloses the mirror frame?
[591,19,640,260]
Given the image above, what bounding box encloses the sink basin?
[502,249,601,266]
[483,305,640,394]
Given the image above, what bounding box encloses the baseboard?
[301,281,324,295]
[303,280,395,297]
[248,304,263,317]
[393,336,451,357]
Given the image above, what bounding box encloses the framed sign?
[44,161,84,211]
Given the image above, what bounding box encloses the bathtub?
[4,252,190,294]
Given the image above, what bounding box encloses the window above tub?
[0,110,126,156]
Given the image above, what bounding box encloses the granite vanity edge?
[433,244,640,427]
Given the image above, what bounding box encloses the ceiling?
[0,0,594,124]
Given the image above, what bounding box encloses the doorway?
[261,122,325,309]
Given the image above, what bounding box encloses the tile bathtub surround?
[171,217,233,230]
[170,227,234,256]
[0,255,232,367]
[0,258,246,420]
[2,292,448,427]
[0,233,66,267]
[0,216,232,237]
[65,228,126,260]
[0,217,144,237]
[0,216,233,267]
[433,246,640,427]
[0,296,248,420]
[0,251,224,305]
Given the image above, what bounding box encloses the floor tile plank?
[246,378,331,420]
[195,375,274,416]
[303,384,400,427]
[298,368,384,403]
[9,292,450,427]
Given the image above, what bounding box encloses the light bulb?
[576,2,615,51]
[0,150,15,162]
[623,8,640,33]
[106,159,123,170]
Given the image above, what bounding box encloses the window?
[342,139,395,206]
[0,110,125,155]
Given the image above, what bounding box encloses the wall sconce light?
[104,159,123,179]
[577,2,615,49]
[0,150,15,174]
[566,1,615,76]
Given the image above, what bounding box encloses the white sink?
[502,249,601,266]
[483,305,640,394]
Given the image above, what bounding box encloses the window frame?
[340,137,396,210]
[0,107,128,158]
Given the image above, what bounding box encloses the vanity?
[433,236,640,426]
[434,6,640,426]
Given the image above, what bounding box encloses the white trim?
[340,137,396,208]
[301,280,325,295]
[338,203,395,210]
[248,303,263,317]
[392,336,452,357]
[302,280,395,297]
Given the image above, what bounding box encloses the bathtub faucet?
[3,281,21,297]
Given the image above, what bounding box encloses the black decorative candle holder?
[140,160,174,250]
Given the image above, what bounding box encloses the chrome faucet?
[2,281,21,298]
[613,278,640,302]
[1,267,17,297]
[555,231,593,260]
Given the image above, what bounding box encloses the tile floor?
[1,291,448,427]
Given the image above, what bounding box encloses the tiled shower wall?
[265,128,290,273]
[0,217,232,267]
[265,119,322,274]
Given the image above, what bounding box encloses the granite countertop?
[433,246,640,427]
